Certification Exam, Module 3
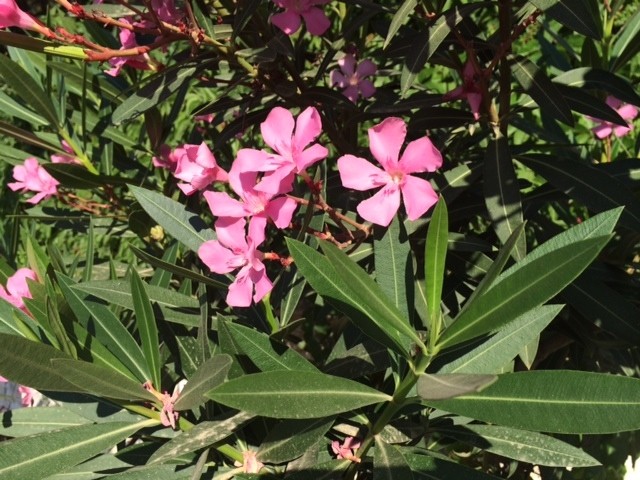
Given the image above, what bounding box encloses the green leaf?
[0,333,81,392]
[529,0,601,39]
[511,57,573,125]
[130,270,161,389]
[0,120,66,153]
[112,61,205,124]
[405,452,500,479]
[483,135,525,261]
[417,373,497,400]
[286,238,412,356]
[207,370,392,419]
[0,407,91,438]
[43,164,126,190]
[556,84,628,126]
[221,320,317,373]
[517,155,640,232]
[277,264,307,327]
[374,438,414,480]
[148,412,254,464]
[0,53,59,127]
[425,370,640,433]
[383,0,416,49]
[610,8,640,71]
[73,280,197,310]
[438,236,610,349]
[552,68,640,107]
[257,417,335,464]
[50,359,156,401]
[400,4,484,96]
[173,354,232,411]
[0,90,48,126]
[57,274,150,383]
[435,305,563,374]
[0,420,155,480]
[47,61,122,104]
[321,241,423,349]
[439,424,600,467]
[129,186,215,253]
[286,460,350,480]
[424,197,448,328]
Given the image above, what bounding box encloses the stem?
[497,0,511,135]
[58,129,98,174]
[260,293,279,333]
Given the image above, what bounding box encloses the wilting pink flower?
[203,156,298,236]
[143,381,180,429]
[105,21,152,77]
[240,106,328,195]
[152,144,179,172]
[51,140,80,164]
[0,376,39,411]
[237,451,264,474]
[8,157,59,204]
[0,268,36,311]
[443,60,484,120]
[330,54,376,103]
[271,0,330,36]
[199,218,271,307]
[331,436,361,462]
[590,96,638,139]
[338,117,442,227]
[172,142,228,195]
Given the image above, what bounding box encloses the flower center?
[388,170,405,185]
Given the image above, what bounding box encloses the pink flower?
[198,218,272,307]
[337,117,442,227]
[590,96,638,139]
[443,60,484,120]
[172,142,229,195]
[241,106,328,195]
[151,0,181,24]
[0,376,39,411]
[271,0,330,36]
[330,54,376,103]
[0,0,46,33]
[143,381,180,429]
[237,451,264,474]
[203,156,298,236]
[0,268,36,311]
[152,144,179,172]
[105,21,152,77]
[51,141,80,164]
[331,436,361,462]
[8,157,59,204]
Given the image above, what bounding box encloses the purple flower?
[330,53,376,103]
[271,0,331,36]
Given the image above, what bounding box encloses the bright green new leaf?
[207,370,391,419]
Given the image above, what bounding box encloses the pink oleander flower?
[143,381,180,429]
[0,268,36,310]
[590,96,638,139]
[331,436,361,463]
[151,0,181,24]
[235,451,264,474]
[51,140,80,164]
[337,117,442,227]
[172,142,229,195]
[8,157,59,204]
[105,21,152,77]
[0,0,50,35]
[240,106,328,195]
[152,144,179,172]
[271,0,330,36]
[194,113,215,123]
[0,376,39,411]
[198,217,271,307]
[203,156,298,236]
[330,53,376,103]
[443,60,484,121]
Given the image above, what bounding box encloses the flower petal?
[250,267,273,304]
[293,106,323,152]
[592,124,613,139]
[203,191,247,218]
[368,117,406,170]
[338,155,386,191]
[296,143,328,171]
[330,69,347,88]
[215,217,248,251]
[398,136,443,174]
[226,269,253,307]
[271,10,302,35]
[338,54,356,77]
[401,175,439,221]
[357,184,401,227]
[198,240,240,274]
[255,169,296,195]
[301,7,330,36]
[358,80,376,99]
[356,59,376,78]
[342,86,359,103]
[265,196,297,229]
[235,148,276,173]
[261,107,294,155]
[617,104,638,121]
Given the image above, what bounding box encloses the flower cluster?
[8,158,59,205]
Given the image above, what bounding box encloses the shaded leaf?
[374,438,414,480]
[130,270,161,389]
[173,354,232,411]
[257,417,335,464]
[530,0,601,38]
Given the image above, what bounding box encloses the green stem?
[58,128,98,174]
[261,293,279,333]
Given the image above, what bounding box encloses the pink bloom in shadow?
[152,144,179,173]
[8,157,59,204]
[443,61,484,121]
[198,218,272,307]
[172,142,228,195]
[331,436,361,462]
[337,117,442,227]
[590,96,638,139]
[51,140,80,164]
[203,156,297,238]
[105,20,152,77]
[240,106,328,195]
[0,268,37,311]
[330,53,376,103]
[236,451,264,474]
[271,0,331,36]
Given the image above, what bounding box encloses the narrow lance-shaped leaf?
[610,8,640,71]
[552,68,640,107]
[529,0,602,39]
[417,373,497,400]
[383,0,417,49]
[424,196,448,332]
[437,235,611,349]
[257,417,336,464]
[374,438,414,480]
[425,370,640,434]
[130,269,161,388]
[207,370,392,419]
[173,354,232,411]
[484,134,526,261]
